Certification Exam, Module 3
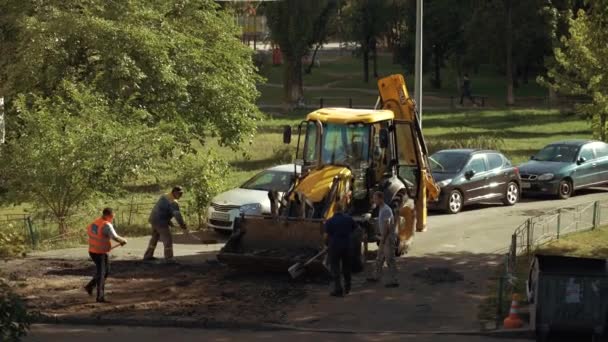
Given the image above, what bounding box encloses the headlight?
[538,173,554,181]
[437,179,452,187]
[240,203,262,215]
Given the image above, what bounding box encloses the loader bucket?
[217,215,330,274]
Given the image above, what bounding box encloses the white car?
[207,164,301,232]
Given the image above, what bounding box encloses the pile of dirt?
[4,257,310,325]
[412,267,464,285]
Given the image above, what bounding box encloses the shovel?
[288,247,328,279]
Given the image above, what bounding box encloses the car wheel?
[446,190,463,214]
[502,182,519,206]
[557,179,573,199]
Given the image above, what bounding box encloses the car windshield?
[304,122,370,166]
[533,145,578,162]
[430,152,469,173]
[240,170,293,192]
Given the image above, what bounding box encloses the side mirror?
[379,128,389,148]
[465,170,475,180]
[577,157,586,165]
[283,125,292,144]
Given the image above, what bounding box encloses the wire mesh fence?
[0,199,200,251]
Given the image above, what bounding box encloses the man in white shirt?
[367,192,399,287]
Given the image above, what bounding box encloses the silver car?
[207,164,301,232]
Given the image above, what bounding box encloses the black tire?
[502,181,520,206]
[445,190,464,214]
[557,179,573,199]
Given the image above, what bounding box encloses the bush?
[427,128,505,154]
[177,153,230,229]
[271,145,296,164]
[0,225,26,258]
[0,279,31,341]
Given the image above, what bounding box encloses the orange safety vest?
[87,217,111,254]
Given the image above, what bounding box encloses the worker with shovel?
[85,207,127,303]
[143,186,188,264]
[324,201,357,297]
[367,192,399,287]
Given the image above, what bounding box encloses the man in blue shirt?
[324,202,357,297]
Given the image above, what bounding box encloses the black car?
[428,149,521,214]
[518,140,608,199]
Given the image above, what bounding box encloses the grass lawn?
[257,54,547,105]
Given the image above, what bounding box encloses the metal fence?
[496,199,608,326]
[0,200,199,250]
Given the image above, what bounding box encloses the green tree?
[264,0,335,104]
[0,0,262,228]
[342,0,391,82]
[0,82,174,233]
[540,0,608,140]
[0,0,261,149]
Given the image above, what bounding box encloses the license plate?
[211,212,230,221]
[521,182,531,189]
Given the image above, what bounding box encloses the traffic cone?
[503,293,524,329]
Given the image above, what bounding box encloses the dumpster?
[527,254,608,341]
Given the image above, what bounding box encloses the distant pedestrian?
[367,192,399,287]
[460,73,476,106]
[85,207,127,303]
[143,186,188,264]
[324,202,357,297]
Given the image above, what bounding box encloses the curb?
[34,314,534,338]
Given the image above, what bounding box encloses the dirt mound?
[5,257,310,325]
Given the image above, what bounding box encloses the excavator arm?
[377,74,440,235]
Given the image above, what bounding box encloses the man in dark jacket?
[324,203,357,297]
[143,186,188,263]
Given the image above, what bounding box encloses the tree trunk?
[363,45,370,83]
[305,43,322,74]
[284,57,304,105]
[372,38,378,78]
[505,0,515,106]
[433,47,441,89]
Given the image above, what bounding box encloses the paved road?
[25,324,531,342]
[31,188,608,261]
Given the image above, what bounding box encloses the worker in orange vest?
[84,207,127,303]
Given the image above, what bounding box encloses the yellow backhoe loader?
[218,74,439,273]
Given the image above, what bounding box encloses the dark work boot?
[84,284,94,297]
[330,290,344,297]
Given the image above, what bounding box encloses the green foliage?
[271,145,295,164]
[0,82,173,233]
[540,0,608,141]
[0,226,26,258]
[427,128,505,155]
[177,153,230,228]
[0,0,262,149]
[0,279,31,341]
[263,0,335,103]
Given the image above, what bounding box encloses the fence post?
[510,234,517,272]
[593,201,599,229]
[26,216,37,249]
[319,98,324,108]
[557,209,561,239]
[526,218,531,256]
[348,98,353,108]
